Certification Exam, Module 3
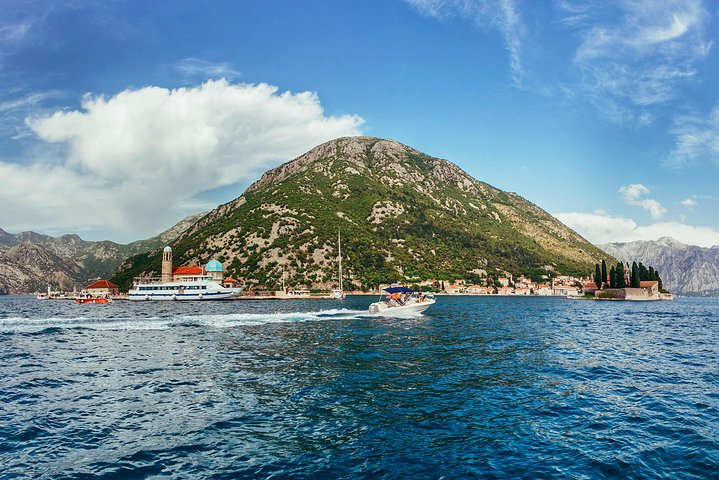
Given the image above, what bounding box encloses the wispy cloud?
[0,20,32,45]
[619,183,666,218]
[404,0,525,84]
[564,0,711,124]
[175,58,242,80]
[666,103,719,167]
[555,210,719,247]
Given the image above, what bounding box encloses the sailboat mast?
[338,231,343,291]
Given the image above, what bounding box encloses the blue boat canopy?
[383,286,414,294]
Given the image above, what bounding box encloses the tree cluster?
[592,260,662,290]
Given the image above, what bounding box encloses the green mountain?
[113,137,613,290]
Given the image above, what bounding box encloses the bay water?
[1,295,717,479]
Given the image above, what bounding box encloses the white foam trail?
[0,316,167,333]
[0,309,370,332]
[180,308,369,328]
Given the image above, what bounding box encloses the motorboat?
[368,286,435,316]
[74,295,111,304]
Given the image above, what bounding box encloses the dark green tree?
[616,262,626,288]
[609,266,616,288]
[631,261,640,288]
[601,260,607,289]
[594,263,602,288]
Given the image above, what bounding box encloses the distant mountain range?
[599,237,719,296]
[114,136,611,290]
[0,214,204,294]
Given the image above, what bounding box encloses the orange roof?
[584,282,597,287]
[640,281,658,287]
[173,266,205,275]
[86,280,118,289]
[224,277,238,283]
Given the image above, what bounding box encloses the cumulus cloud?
[563,0,710,124]
[404,0,525,84]
[619,183,667,218]
[2,79,363,241]
[555,211,719,247]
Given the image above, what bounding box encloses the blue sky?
[0,0,718,246]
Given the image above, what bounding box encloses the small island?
[581,260,673,301]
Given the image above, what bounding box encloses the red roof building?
[173,266,205,276]
[85,280,119,290]
[85,280,119,296]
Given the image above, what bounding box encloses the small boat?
[74,296,111,304]
[368,286,435,316]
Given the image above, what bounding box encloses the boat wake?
[179,308,369,328]
[0,309,369,333]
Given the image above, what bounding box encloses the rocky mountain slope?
[114,136,611,290]
[600,237,719,296]
[0,213,203,294]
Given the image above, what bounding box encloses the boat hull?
[368,298,435,316]
[75,298,111,304]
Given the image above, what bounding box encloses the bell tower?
[162,246,173,283]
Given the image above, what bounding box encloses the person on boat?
[393,292,404,306]
[418,293,426,303]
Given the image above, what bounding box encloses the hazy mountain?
[600,237,719,296]
[0,213,205,294]
[114,136,610,290]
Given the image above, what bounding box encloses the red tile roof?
[640,281,658,287]
[86,280,118,289]
[223,277,238,283]
[173,266,205,275]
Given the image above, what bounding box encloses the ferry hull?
[128,287,243,301]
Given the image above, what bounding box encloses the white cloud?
[565,0,710,123]
[404,0,524,84]
[555,211,719,247]
[666,103,719,167]
[1,79,363,241]
[681,197,698,208]
[619,183,667,218]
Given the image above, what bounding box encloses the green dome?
[205,259,223,272]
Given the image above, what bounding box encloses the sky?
[0,0,718,247]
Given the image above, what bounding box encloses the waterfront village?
[39,248,670,301]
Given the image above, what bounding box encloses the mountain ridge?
[114,136,613,290]
[599,237,719,296]
[0,213,205,294]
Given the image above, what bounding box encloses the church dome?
[205,259,223,272]
[163,246,172,253]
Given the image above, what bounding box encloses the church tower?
[162,246,173,283]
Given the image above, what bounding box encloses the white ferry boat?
[128,276,242,301]
[128,247,242,301]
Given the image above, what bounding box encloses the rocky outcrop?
[600,237,719,296]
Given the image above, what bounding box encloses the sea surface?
[0,295,717,479]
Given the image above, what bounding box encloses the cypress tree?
[601,260,607,289]
[631,261,640,288]
[616,262,626,288]
[594,264,602,288]
[609,266,616,288]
